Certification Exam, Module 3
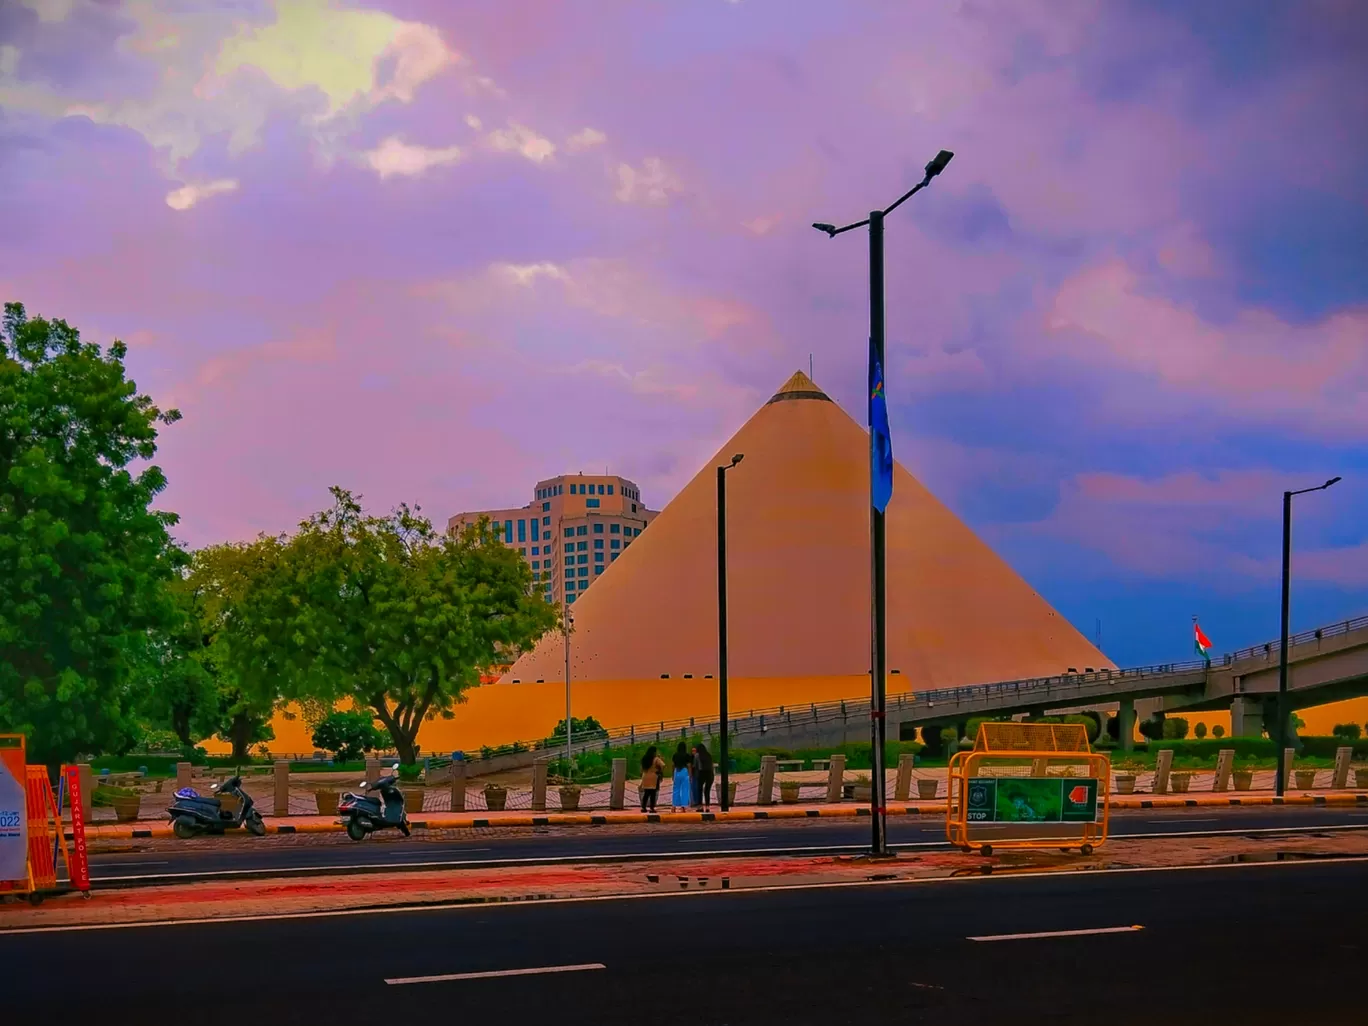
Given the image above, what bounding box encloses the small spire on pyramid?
[768,369,831,405]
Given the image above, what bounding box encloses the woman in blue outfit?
[670,742,692,812]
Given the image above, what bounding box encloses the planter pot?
[851,786,872,803]
[1115,774,1136,795]
[111,795,141,822]
[313,789,339,816]
[558,787,582,811]
[1294,769,1317,790]
[1233,771,1254,791]
[401,787,425,814]
[484,787,508,812]
[842,783,855,800]
[916,778,940,800]
[1170,773,1192,794]
[1356,768,1368,789]
[779,784,801,805]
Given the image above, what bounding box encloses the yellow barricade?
[946,722,1110,856]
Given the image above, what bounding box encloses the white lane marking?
[969,925,1144,943]
[5,855,1365,936]
[386,963,605,986]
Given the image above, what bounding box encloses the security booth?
[0,735,90,905]
[946,721,1110,857]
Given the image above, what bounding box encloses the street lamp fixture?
[717,452,745,812]
[812,147,953,857]
[1275,475,1342,796]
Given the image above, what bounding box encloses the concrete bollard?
[273,761,289,817]
[1153,749,1174,794]
[1333,746,1352,789]
[531,759,548,812]
[77,763,93,818]
[894,753,915,802]
[1213,749,1235,792]
[175,761,192,791]
[1283,747,1296,786]
[365,759,381,786]
[1030,757,1048,777]
[449,759,467,812]
[825,755,847,803]
[610,758,627,810]
[758,755,777,806]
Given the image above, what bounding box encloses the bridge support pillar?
[1231,697,1265,738]
[1117,699,1135,752]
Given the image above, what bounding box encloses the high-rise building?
[447,474,659,607]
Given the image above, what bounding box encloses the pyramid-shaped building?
[505,371,1110,691]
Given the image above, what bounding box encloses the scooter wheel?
[346,819,368,842]
[246,813,266,837]
[173,818,197,840]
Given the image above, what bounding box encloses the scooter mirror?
[211,783,220,791]
[391,763,400,772]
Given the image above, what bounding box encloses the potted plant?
[851,773,872,803]
[314,788,339,816]
[726,780,738,806]
[1170,770,1193,793]
[401,786,425,814]
[1294,768,1318,790]
[104,787,141,822]
[916,777,939,800]
[484,783,508,811]
[558,785,582,811]
[780,781,801,804]
[1114,773,1136,795]
[1233,767,1254,791]
[1356,767,1368,789]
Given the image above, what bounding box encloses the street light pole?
[813,148,953,857]
[1275,475,1341,796]
[560,515,574,780]
[717,453,744,813]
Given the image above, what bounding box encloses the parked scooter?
[339,764,411,841]
[167,775,266,839]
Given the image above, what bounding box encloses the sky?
[0,0,1365,669]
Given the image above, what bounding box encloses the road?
[7,857,1364,1024]
[85,804,1368,883]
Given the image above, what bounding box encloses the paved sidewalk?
[82,788,1368,841]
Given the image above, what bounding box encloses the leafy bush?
[548,716,608,742]
[1332,723,1362,741]
[311,710,385,762]
[1162,716,1190,740]
[1212,724,1225,738]
[1138,715,1165,741]
[1193,722,1208,740]
[397,763,423,782]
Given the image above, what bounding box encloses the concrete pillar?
[175,761,192,791]
[1230,697,1264,738]
[365,758,381,785]
[825,755,847,803]
[1213,749,1235,792]
[449,759,467,812]
[758,755,777,806]
[1030,757,1048,777]
[1283,748,1296,786]
[1153,749,1174,795]
[894,753,915,802]
[273,761,289,817]
[610,758,627,810]
[531,759,548,812]
[1118,699,1135,752]
[77,763,93,818]
[1333,746,1352,789]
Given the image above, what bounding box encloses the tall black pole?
[869,209,889,856]
[717,464,730,813]
[1276,490,1292,797]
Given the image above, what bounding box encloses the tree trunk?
[230,713,253,763]
[371,699,422,765]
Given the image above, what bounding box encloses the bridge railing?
[1225,615,1368,665]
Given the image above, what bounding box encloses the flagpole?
[869,208,889,858]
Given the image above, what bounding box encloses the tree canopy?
[0,303,184,769]
[226,489,558,763]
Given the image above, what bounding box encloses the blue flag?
[869,339,893,513]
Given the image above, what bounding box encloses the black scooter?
[167,775,266,838]
[339,764,410,841]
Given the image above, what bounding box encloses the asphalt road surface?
[7,857,1365,1025]
[85,803,1368,882]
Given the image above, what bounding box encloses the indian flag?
[1194,621,1213,662]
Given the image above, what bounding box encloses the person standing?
[693,742,716,811]
[639,746,664,812]
[671,742,692,812]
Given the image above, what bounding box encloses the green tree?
[1193,722,1208,739]
[0,303,184,770]
[230,489,558,764]
[549,715,608,741]
[311,709,385,761]
[1212,724,1225,738]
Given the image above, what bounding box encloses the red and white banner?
[62,765,90,893]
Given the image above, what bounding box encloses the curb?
[79,792,1368,842]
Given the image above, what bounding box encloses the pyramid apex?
[767,369,831,406]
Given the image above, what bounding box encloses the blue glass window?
[577,554,588,564]
[504,520,513,543]
[594,565,603,574]
[532,560,540,569]
[610,523,620,534]
[577,566,588,577]
[607,485,614,495]
[610,539,620,550]
[542,501,550,512]
[631,503,637,513]
[517,519,526,543]
[564,527,573,538]
[586,498,600,508]
[593,523,604,534]
[577,542,587,551]
[593,539,604,549]
[532,522,539,541]
[576,526,587,536]
[542,516,550,526]
[567,594,576,604]
[611,552,619,562]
